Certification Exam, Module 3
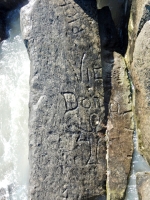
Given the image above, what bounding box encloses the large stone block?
[126,0,150,64]
[132,21,150,164]
[136,172,150,200]
[21,0,106,199]
[96,0,127,28]
[106,53,133,200]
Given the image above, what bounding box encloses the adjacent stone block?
[126,0,150,64]
[106,53,133,200]
[136,172,150,200]
[132,21,150,165]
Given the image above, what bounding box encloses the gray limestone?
[19,0,150,199]
[131,21,150,165]
[21,0,106,199]
[136,172,150,200]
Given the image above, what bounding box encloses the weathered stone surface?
[106,53,133,200]
[21,0,106,199]
[136,172,150,200]
[96,2,134,199]
[126,0,150,65]
[129,0,149,34]
[131,21,150,164]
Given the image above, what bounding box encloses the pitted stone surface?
[126,0,150,64]
[132,21,150,165]
[106,53,133,200]
[136,172,150,200]
[21,0,106,199]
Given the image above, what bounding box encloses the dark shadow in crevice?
[97,2,132,126]
[123,0,132,55]
[73,0,98,21]
[101,50,114,125]
[116,0,132,56]
[97,7,116,124]
[98,7,121,54]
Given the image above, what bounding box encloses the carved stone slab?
[21,0,106,199]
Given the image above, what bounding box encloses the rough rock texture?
[126,0,150,65]
[97,2,134,199]
[20,0,150,199]
[21,0,106,199]
[125,1,150,199]
[131,21,150,164]
[106,53,133,200]
[136,172,150,200]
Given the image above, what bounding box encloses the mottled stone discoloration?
[106,53,133,200]
[96,0,127,28]
[21,0,106,199]
[136,172,150,200]
[132,21,150,165]
[96,2,134,199]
